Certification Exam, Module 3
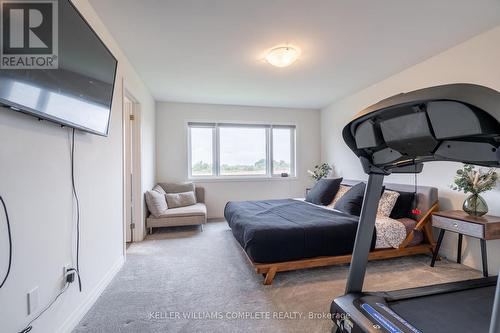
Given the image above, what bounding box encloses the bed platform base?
[250,203,438,285]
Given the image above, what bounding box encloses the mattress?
[225,199,376,263]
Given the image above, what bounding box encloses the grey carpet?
[74,221,482,333]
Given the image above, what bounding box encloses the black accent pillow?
[333,182,387,216]
[334,182,366,216]
[390,191,416,219]
[305,178,343,205]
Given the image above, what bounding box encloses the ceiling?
[89,0,500,109]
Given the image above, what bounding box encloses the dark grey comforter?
[225,199,376,263]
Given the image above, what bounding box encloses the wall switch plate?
[28,287,39,315]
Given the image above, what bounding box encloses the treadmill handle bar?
[490,271,500,333]
[345,173,385,294]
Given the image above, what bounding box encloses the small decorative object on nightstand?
[431,210,500,277]
[450,164,497,217]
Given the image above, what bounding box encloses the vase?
[462,193,488,217]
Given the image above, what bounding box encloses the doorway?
[123,90,142,247]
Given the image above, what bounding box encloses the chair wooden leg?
[263,267,277,285]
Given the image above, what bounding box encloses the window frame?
[187,122,296,180]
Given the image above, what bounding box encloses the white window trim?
[187,122,297,180]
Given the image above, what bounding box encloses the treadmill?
[330,83,500,333]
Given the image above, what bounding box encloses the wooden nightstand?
[431,210,500,277]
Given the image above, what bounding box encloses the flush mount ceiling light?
[265,45,301,68]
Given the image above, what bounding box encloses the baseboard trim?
[58,255,125,333]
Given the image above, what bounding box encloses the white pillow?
[145,190,168,217]
[377,190,400,217]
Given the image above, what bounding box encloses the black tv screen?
[0,0,118,136]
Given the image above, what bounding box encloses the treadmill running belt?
[389,286,495,332]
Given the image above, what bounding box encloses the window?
[272,127,294,175]
[189,126,214,176]
[188,122,296,178]
[219,127,267,176]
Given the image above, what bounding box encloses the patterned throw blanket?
[375,216,407,249]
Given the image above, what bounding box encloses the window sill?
[189,176,299,183]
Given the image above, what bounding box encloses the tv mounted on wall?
[0,0,118,136]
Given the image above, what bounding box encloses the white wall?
[0,1,155,332]
[156,102,321,218]
[321,25,500,274]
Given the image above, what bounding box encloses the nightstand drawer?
[433,215,484,238]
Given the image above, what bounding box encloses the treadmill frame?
[334,84,500,333]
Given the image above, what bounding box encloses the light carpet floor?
[74,221,482,333]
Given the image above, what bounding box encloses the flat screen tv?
[0,0,118,136]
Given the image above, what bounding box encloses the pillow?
[334,182,366,216]
[145,190,168,217]
[390,191,416,219]
[327,185,351,208]
[377,190,400,217]
[305,178,343,205]
[334,183,387,216]
[166,191,197,208]
[153,184,166,195]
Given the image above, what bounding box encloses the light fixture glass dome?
[265,45,300,68]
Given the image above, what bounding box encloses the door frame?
[122,81,143,251]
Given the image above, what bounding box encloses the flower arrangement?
[451,164,497,194]
[307,163,333,181]
[451,164,498,216]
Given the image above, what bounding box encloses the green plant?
[451,164,498,195]
[307,163,333,181]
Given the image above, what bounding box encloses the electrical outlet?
[28,287,39,315]
[63,264,71,285]
[63,264,76,284]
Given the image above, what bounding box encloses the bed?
[225,181,438,284]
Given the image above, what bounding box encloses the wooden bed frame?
[245,202,439,285]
